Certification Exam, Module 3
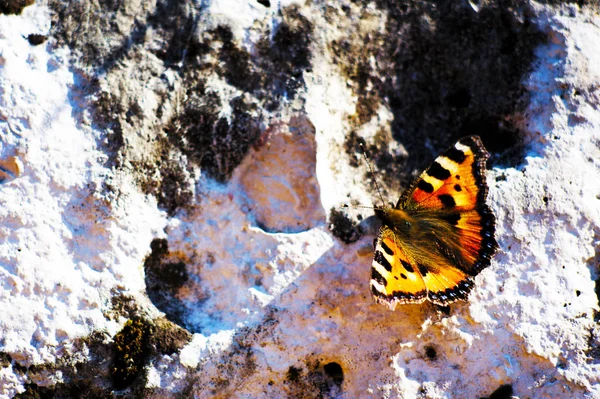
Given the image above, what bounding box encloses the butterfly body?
[370,136,497,309]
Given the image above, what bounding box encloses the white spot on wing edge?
[436,155,460,175]
[454,141,471,153]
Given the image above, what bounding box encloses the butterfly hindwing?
[371,227,427,305]
[370,135,498,309]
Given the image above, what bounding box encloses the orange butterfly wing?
[370,136,497,308]
[371,227,428,305]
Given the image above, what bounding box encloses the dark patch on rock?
[48,1,149,71]
[470,118,525,165]
[0,352,11,368]
[154,159,195,216]
[13,361,27,374]
[345,128,409,198]
[336,0,547,189]
[206,307,280,396]
[150,317,193,356]
[129,135,196,217]
[48,1,314,214]
[286,365,302,382]
[121,75,204,215]
[345,129,408,201]
[147,0,199,66]
[167,88,262,183]
[329,207,363,244]
[184,8,313,109]
[26,34,47,46]
[256,6,313,111]
[480,383,513,399]
[424,345,437,360]
[111,317,152,390]
[0,0,34,15]
[152,7,311,189]
[14,383,56,398]
[435,304,451,315]
[323,362,344,387]
[164,10,312,183]
[48,1,200,214]
[283,358,345,398]
[344,130,368,169]
[108,291,141,320]
[21,331,114,398]
[587,328,600,365]
[6,318,185,398]
[144,238,190,328]
[90,89,126,169]
[210,338,258,393]
[211,25,262,93]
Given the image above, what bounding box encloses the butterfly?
[369,135,498,309]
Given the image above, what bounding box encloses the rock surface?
[0,0,599,398]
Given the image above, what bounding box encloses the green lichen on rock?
[111,317,152,390]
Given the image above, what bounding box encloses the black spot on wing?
[381,240,394,256]
[401,260,414,273]
[371,268,387,287]
[427,162,451,180]
[445,147,466,164]
[374,251,393,272]
[441,213,461,226]
[400,273,407,279]
[417,263,429,276]
[454,184,462,192]
[438,194,456,208]
[417,179,434,193]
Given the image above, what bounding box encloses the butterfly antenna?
[342,204,375,210]
[359,143,386,207]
